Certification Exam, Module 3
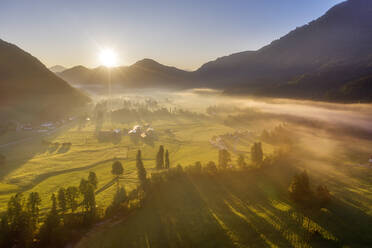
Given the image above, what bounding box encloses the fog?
[88,87,372,134]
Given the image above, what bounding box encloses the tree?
[0,214,10,248]
[136,150,147,188]
[112,161,124,189]
[165,149,170,169]
[205,161,217,174]
[66,186,79,213]
[156,145,164,169]
[26,192,41,231]
[112,161,124,178]
[251,142,263,164]
[50,193,59,223]
[316,185,331,206]
[7,193,33,247]
[237,154,247,168]
[289,170,312,204]
[79,178,89,194]
[7,193,24,228]
[218,149,231,169]
[82,184,96,217]
[57,187,67,213]
[112,186,127,207]
[106,186,128,217]
[39,194,60,247]
[88,171,98,189]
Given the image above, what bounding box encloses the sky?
[0,0,344,70]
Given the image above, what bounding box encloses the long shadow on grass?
[84,177,238,248]
[309,198,372,247]
[194,169,372,248]
[190,172,295,247]
[77,168,372,248]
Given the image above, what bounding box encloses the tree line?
[0,141,303,248]
[155,145,170,169]
[0,149,149,248]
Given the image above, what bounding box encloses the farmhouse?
[128,125,141,134]
[128,124,155,139]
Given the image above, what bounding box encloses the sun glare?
[99,48,118,67]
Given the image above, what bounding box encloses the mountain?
[0,39,90,122]
[49,65,67,73]
[197,0,372,101]
[58,59,195,90]
[57,0,372,102]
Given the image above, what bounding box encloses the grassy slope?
[75,166,372,248]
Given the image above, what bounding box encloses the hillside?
[49,65,66,73]
[58,59,195,90]
[0,39,90,121]
[198,0,372,101]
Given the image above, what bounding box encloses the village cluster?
[97,124,155,142]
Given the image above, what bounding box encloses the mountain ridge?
[58,0,372,102]
[0,39,90,121]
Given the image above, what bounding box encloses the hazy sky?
[0,0,344,70]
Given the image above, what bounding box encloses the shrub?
[289,170,312,204]
[204,161,217,174]
[316,185,332,206]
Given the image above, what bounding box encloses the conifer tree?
[112,186,127,207]
[7,193,33,247]
[57,187,67,213]
[165,149,170,169]
[39,194,60,247]
[88,171,98,189]
[112,161,124,188]
[66,186,79,213]
[79,178,89,194]
[156,145,165,169]
[26,192,41,231]
[289,170,312,203]
[136,150,147,187]
[251,142,263,164]
[82,184,96,215]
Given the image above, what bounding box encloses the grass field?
[70,108,372,248]
[0,116,269,214]
[75,165,372,248]
[1,100,372,248]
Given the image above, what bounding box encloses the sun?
[99,48,118,67]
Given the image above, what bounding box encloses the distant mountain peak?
[133,58,161,68]
[49,65,66,73]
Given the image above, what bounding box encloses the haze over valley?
[0,1,372,247]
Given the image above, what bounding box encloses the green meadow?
[0,116,268,214]
[1,106,372,248]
